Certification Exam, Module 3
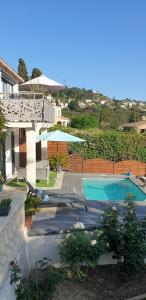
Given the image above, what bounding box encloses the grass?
[7,179,26,188]
[7,172,57,188]
[36,172,57,188]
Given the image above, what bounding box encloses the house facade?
[0,58,67,186]
[122,120,146,133]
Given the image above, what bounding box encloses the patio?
[28,173,146,236]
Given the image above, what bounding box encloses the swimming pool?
[82,177,146,201]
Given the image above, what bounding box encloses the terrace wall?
[0,191,28,300]
[27,235,116,270]
[68,154,146,176]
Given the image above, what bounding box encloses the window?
[2,79,13,96]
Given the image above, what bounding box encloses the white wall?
[27,234,116,269]
[14,128,19,172]
[13,84,18,93]
[0,191,27,300]
[0,244,29,300]
[26,128,36,187]
[5,131,12,178]
[41,129,48,160]
[0,275,16,300]
[27,235,61,268]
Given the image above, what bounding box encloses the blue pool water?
[82,178,146,201]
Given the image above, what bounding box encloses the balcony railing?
[0,92,55,123]
[0,92,44,100]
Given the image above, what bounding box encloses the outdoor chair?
[23,177,88,211]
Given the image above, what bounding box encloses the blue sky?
[1,0,146,100]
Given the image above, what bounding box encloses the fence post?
[113,161,115,174]
[82,156,83,173]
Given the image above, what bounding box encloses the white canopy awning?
[21,74,65,92]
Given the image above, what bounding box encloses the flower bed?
[10,200,146,300]
[52,265,146,300]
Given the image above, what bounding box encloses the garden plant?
[10,202,146,299]
[59,222,106,280]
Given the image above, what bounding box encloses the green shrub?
[59,222,106,280]
[0,199,11,208]
[0,172,4,184]
[102,202,146,274]
[70,115,98,129]
[25,195,41,216]
[102,206,123,263]
[10,260,34,300]
[49,154,68,171]
[122,202,146,274]
[70,131,146,162]
[10,258,63,300]
[35,257,63,299]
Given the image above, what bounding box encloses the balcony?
[0,92,55,123]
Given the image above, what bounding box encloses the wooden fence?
[48,142,68,157]
[68,154,146,176]
[19,137,146,176]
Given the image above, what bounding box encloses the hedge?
[69,131,146,162]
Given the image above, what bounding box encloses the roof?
[0,58,24,83]
[123,120,146,128]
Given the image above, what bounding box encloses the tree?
[70,115,98,129]
[18,58,29,81]
[31,68,42,79]
[68,100,79,111]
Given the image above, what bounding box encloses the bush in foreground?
[102,201,146,274]
[59,222,106,280]
[10,258,63,300]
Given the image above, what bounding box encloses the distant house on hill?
[122,120,146,133]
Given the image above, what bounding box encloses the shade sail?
[36,130,85,143]
[21,74,65,91]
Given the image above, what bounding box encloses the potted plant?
[49,154,68,172]
[0,199,12,216]
[25,195,41,230]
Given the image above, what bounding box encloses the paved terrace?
[29,173,146,236]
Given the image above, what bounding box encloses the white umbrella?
[36,130,85,143]
[36,130,85,171]
[21,74,65,92]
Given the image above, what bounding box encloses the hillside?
[53,87,146,130]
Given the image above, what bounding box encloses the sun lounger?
[23,177,88,211]
[137,176,146,187]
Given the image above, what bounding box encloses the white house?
[0,58,68,187]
